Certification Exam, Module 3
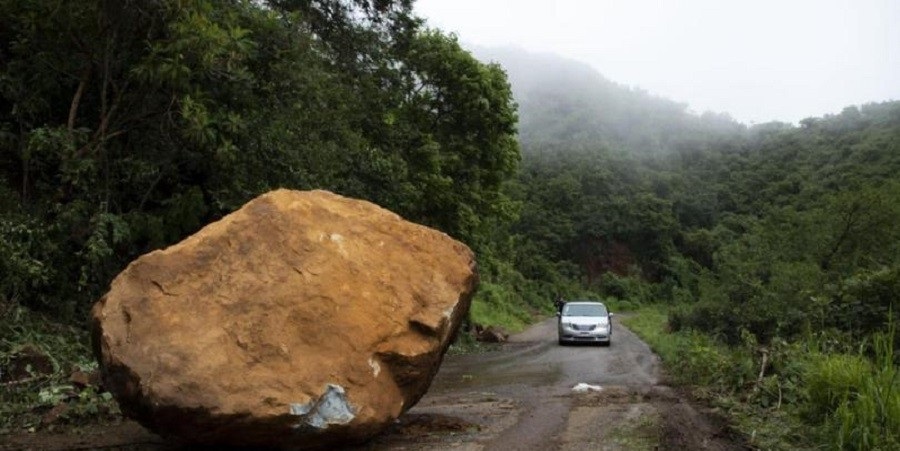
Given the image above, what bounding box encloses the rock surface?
[473,325,509,343]
[91,189,477,448]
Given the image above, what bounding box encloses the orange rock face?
[91,189,477,448]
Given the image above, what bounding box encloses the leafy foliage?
[1,0,526,432]
[825,329,900,450]
[0,303,119,432]
[507,76,900,346]
[491,49,900,450]
[3,6,900,449]
[0,0,519,320]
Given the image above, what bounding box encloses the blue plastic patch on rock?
[290,384,356,430]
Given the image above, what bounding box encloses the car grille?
[572,324,596,331]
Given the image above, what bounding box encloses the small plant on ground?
[1,302,120,434]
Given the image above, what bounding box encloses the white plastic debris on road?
[571,383,602,393]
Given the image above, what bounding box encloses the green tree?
[0,0,520,317]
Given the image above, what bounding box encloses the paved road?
[362,317,742,450]
[2,317,742,450]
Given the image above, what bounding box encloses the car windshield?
[562,304,608,317]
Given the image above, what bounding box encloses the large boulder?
[91,189,477,448]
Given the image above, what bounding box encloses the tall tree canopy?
[499,51,900,343]
[0,0,519,315]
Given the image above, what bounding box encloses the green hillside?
[487,47,900,449]
[476,47,745,156]
[1,3,897,447]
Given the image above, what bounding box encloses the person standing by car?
[554,295,566,313]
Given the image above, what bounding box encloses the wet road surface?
[362,317,743,450]
[3,317,743,450]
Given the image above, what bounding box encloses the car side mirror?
[555,312,561,317]
[609,312,615,318]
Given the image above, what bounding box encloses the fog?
[415,0,899,125]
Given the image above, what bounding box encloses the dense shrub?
[0,216,54,305]
[468,282,533,332]
[824,331,899,450]
[830,266,900,346]
[804,353,873,421]
[631,305,900,450]
[596,273,655,304]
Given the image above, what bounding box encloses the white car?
[557,301,612,346]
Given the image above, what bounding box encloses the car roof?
[565,301,606,306]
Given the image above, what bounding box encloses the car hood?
[560,316,609,326]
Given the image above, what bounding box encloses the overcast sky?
[415,0,900,125]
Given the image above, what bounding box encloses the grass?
[468,282,534,333]
[822,329,900,450]
[623,305,900,451]
[621,307,751,388]
[622,305,808,450]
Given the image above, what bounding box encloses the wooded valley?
[1,1,897,449]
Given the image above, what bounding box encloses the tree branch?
[821,201,861,270]
[67,66,92,134]
[753,348,769,394]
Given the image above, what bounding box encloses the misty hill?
[473,47,745,156]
